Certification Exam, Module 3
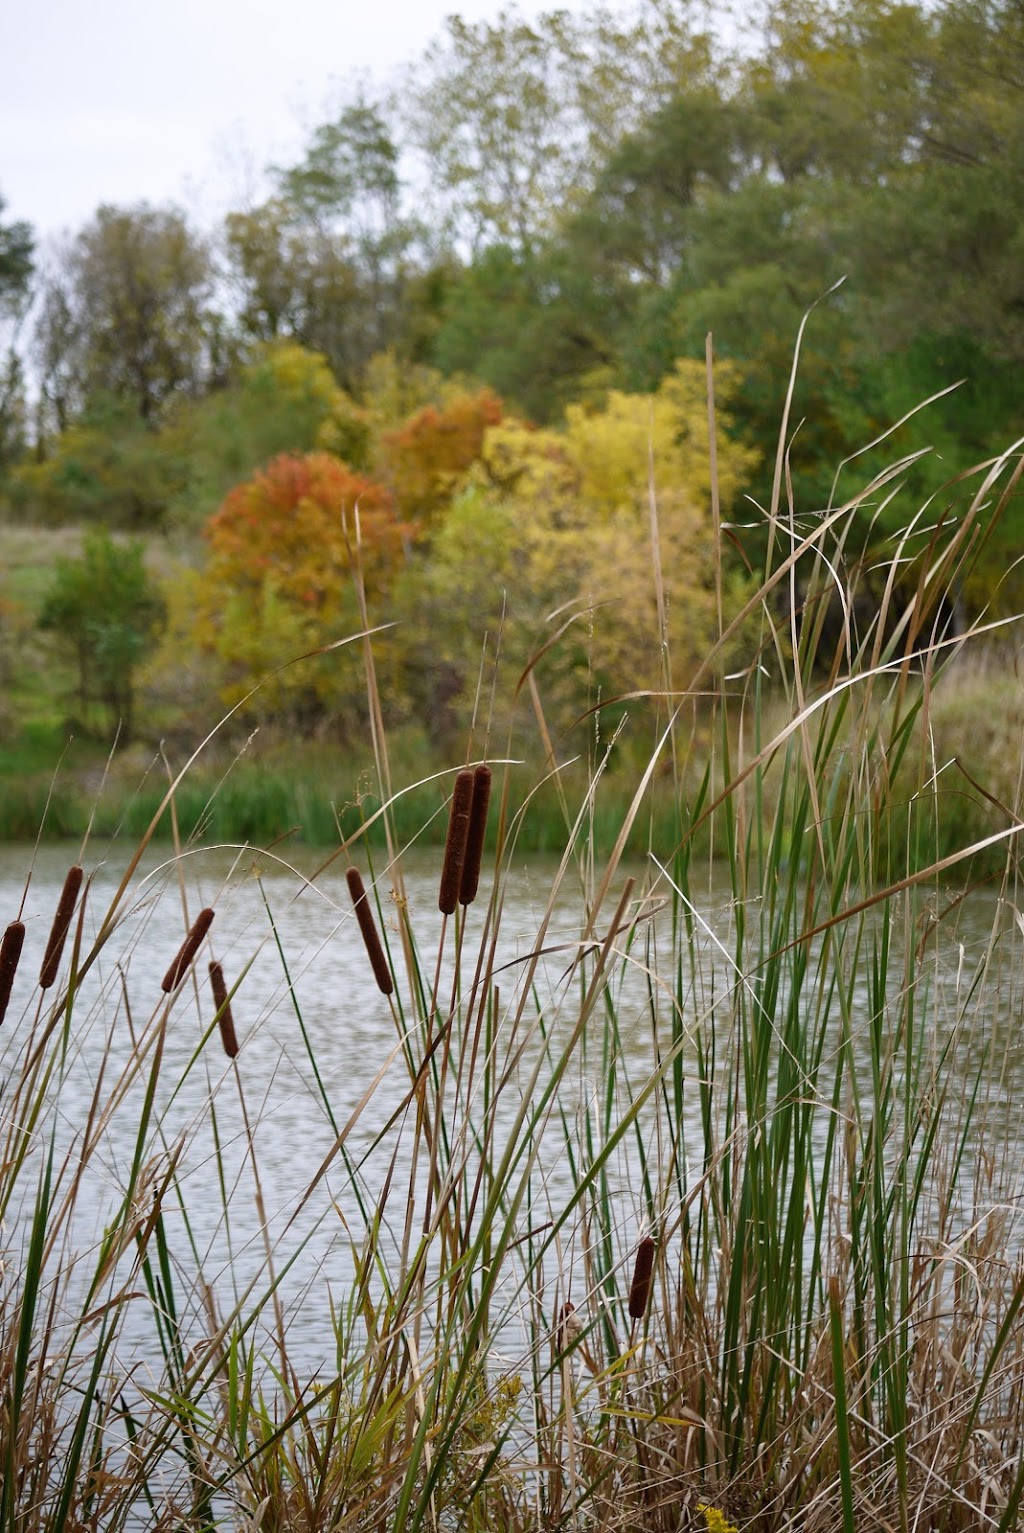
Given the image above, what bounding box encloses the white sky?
[2,0,597,240]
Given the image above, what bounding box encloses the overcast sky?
[2,0,597,240]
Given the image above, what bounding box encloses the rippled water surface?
[3,840,1023,1381]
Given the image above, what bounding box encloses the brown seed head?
[39,866,84,990]
[209,961,239,1057]
[459,764,492,908]
[346,867,394,995]
[628,1236,656,1320]
[438,769,475,915]
[557,1300,582,1355]
[0,921,26,1025]
[161,907,215,992]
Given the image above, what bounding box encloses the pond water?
[2,839,1023,1388]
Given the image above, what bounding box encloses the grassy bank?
[2,416,1024,1531]
[4,656,1024,876]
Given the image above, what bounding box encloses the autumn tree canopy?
[198,450,404,720]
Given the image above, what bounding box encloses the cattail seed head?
[39,865,84,990]
[459,764,492,908]
[0,921,26,1025]
[557,1300,582,1355]
[209,961,238,1057]
[438,769,475,915]
[161,907,215,992]
[628,1236,656,1320]
[346,867,394,995]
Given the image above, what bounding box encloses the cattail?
[346,868,393,995]
[557,1300,582,1355]
[161,907,215,992]
[438,769,475,915]
[209,961,238,1058]
[0,921,26,1024]
[627,1236,656,1321]
[39,865,84,990]
[459,764,492,908]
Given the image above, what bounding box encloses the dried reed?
[39,865,83,990]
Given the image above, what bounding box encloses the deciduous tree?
[35,204,213,428]
[38,529,166,738]
[198,451,404,721]
[0,194,34,470]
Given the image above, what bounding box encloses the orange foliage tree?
[198,450,404,718]
[380,387,502,522]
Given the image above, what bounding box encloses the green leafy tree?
[35,204,212,428]
[39,529,166,738]
[406,1,720,253]
[0,194,34,470]
[227,98,420,389]
[171,341,370,528]
[7,394,189,529]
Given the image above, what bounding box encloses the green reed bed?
[2,407,1024,1533]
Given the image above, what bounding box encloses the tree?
[39,529,166,738]
[379,387,503,521]
[171,341,370,528]
[405,1,721,254]
[35,204,213,428]
[198,452,405,722]
[0,195,34,470]
[7,393,189,529]
[395,361,758,739]
[432,243,617,422]
[226,97,421,389]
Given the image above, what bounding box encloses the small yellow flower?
[697,1504,739,1533]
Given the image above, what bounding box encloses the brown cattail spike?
[346,868,394,996]
[459,765,492,908]
[438,769,475,915]
[628,1236,656,1321]
[161,908,215,993]
[209,961,239,1058]
[0,921,26,1025]
[557,1300,582,1355]
[39,866,84,990]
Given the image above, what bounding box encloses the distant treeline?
[0,0,1022,744]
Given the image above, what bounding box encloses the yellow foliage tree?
[563,359,754,517]
[402,360,758,734]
